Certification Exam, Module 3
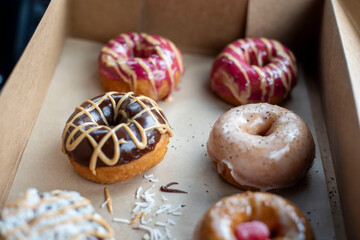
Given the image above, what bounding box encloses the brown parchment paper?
[7,38,335,239]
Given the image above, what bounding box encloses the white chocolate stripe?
[220,70,243,104]
[134,57,157,96]
[269,63,290,92]
[228,45,245,60]
[85,99,110,126]
[168,40,184,73]
[260,38,273,59]
[237,40,250,63]
[109,39,127,56]
[218,52,251,104]
[122,33,134,57]
[142,34,176,91]
[247,39,263,67]
[101,47,119,59]
[252,65,267,101]
[273,41,297,75]
[118,61,138,91]
[101,54,130,87]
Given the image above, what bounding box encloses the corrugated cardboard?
[0,0,359,239]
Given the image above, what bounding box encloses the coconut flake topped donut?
[207,103,315,191]
[0,189,114,240]
[99,32,185,101]
[193,192,314,240]
[211,38,297,105]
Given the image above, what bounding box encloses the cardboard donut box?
[0,0,359,239]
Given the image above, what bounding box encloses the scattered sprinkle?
[130,213,147,225]
[167,219,176,226]
[168,205,182,213]
[153,204,171,216]
[144,174,159,183]
[169,212,182,216]
[161,195,168,202]
[100,198,110,208]
[113,217,131,224]
[140,215,152,225]
[104,187,113,214]
[136,186,143,199]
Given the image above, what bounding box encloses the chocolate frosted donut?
[62,92,173,183]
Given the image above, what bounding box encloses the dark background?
[0,0,50,91]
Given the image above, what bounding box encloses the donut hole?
[241,47,272,68]
[246,120,273,137]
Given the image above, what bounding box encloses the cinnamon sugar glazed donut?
[62,92,173,183]
[211,38,297,105]
[0,189,114,239]
[207,103,315,191]
[194,192,314,240]
[99,32,184,101]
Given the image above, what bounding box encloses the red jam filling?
[235,220,270,240]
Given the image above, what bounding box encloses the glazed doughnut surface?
[99,32,184,101]
[211,38,297,105]
[193,192,314,240]
[207,103,315,191]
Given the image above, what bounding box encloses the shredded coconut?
[167,219,176,226]
[169,212,182,216]
[136,186,143,199]
[155,221,167,227]
[113,217,131,224]
[153,204,171,216]
[144,174,159,183]
[141,215,153,225]
[168,205,181,213]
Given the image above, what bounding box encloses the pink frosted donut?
[211,38,297,105]
[99,32,184,101]
[207,103,315,191]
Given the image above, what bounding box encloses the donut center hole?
[241,47,272,67]
[108,110,129,126]
[257,123,273,136]
[247,120,273,136]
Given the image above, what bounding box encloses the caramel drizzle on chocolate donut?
[100,33,183,100]
[3,190,114,239]
[217,38,297,104]
[62,92,173,175]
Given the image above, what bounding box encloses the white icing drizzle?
[216,52,252,104]
[0,189,114,239]
[62,92,173,175]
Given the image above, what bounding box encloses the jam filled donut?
[62,92,174,183]
[0,189,114,240]
[193,192,314,240]
[207,103,315,191]
[211,38,297,105]
[99,32,185,101]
